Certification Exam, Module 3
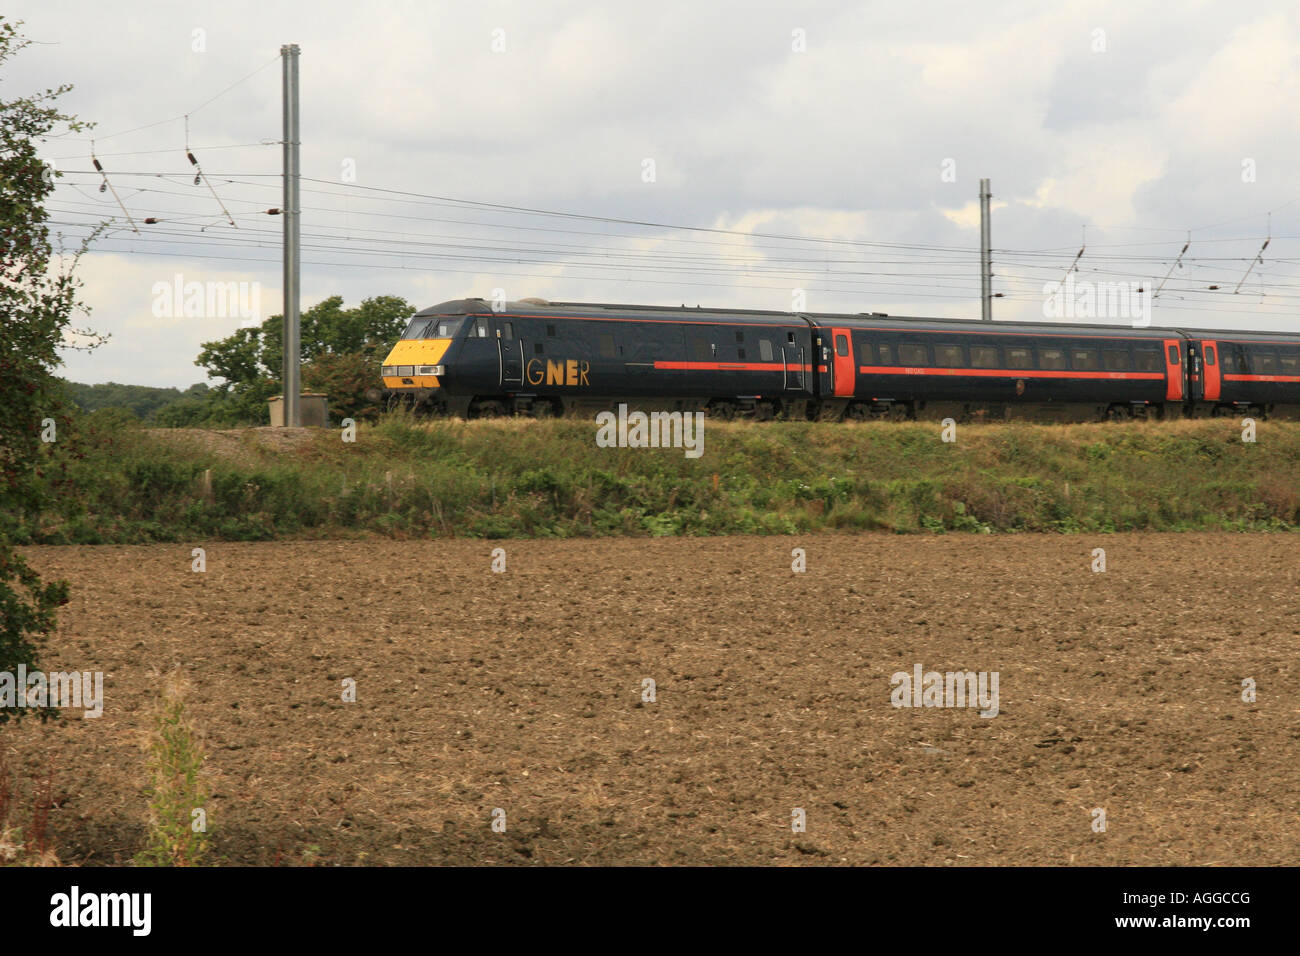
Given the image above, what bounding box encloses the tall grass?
[135,672,211,867]
[11,411,1300,542]
[0,751,58,866]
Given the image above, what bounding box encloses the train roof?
[413,298,1300,343]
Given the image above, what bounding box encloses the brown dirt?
[6,534,1299,866]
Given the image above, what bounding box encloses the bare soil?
[7,534,1299,865]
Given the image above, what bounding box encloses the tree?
[59,379,190,418]
[192,294,413,423]
[0,17,100,720]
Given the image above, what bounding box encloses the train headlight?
[398,365,415,377]
[417,365,445,376]
[382,366,398,376]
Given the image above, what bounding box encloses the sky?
[8,0,1300,388]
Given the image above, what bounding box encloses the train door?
[1162,338,1184,402]
[1199,339,1221,401]
[782,331,805,391]
[812,331,835,398]
[830,327,855,397]
[496,320,522,385]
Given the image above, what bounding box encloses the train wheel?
[470,399,507,418]
[845,403,870,421]
[531,399,559,418]
[753,400,777,422]
[708,401,738,420]
[889,403,913,421]
[1106,404,1131,422]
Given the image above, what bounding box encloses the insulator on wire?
[187,151,198,166]
[144,217,160,224]
[92,157,103,172]
[194,173,202,185]
[266,208,281,215]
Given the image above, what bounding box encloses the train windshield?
[403,316,464,339]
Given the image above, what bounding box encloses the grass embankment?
[10,413,1300,542]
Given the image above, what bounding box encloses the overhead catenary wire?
[88,145,139,234]
[184,117,237,228]
[41,155,1300,326]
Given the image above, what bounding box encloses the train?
[376,297,1300,421]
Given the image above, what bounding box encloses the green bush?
[14,415,1300,542]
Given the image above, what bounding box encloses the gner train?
[377,297,1300,421]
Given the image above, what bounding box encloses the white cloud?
[7,0,1298,385]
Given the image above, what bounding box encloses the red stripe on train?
[654,361,791,371]
[856,366,1165,380]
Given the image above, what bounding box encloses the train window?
[1220,347,1237,372]
[436,319,464,338]
[1203,346,1216,366]
[787,332,796,345]
[1103,350,1132,371]
[1253,351,1279,374]
[859,342,873,364]
[690,337,711,361]
[934,344,964,367]
[1071,348,1099,370]
[1280,354,1299,375]
[760,340,774,362]
[735,330,745,344]
[597,332,616,359]
[1005,347,1033,369]
[970,345,998,368]
[500,321,514,339]
[403,318,429,339]
[546,324,556,337]
[835,335,849,357]
[877,343,894,365]
[899,343,927,366]
[1167,344,1180,364]
[1134,348,1161,372]
[738,348,746,359]
[534,342,545,354]
[474,318,489,338]
[1039,348,1067,370]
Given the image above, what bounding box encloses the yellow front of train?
[380,314,463,391]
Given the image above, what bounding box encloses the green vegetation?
[0,16,87,717]
[56,291,421,430]
[186,294,414,426]
[135,674,211,867]
[59,379,210,418]
[11,414,1300,543]
[61,295,418,429]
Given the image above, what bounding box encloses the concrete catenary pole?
[979,177,992,321]
[281,43,301,426]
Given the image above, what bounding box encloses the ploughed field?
[9,534,1300,866]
